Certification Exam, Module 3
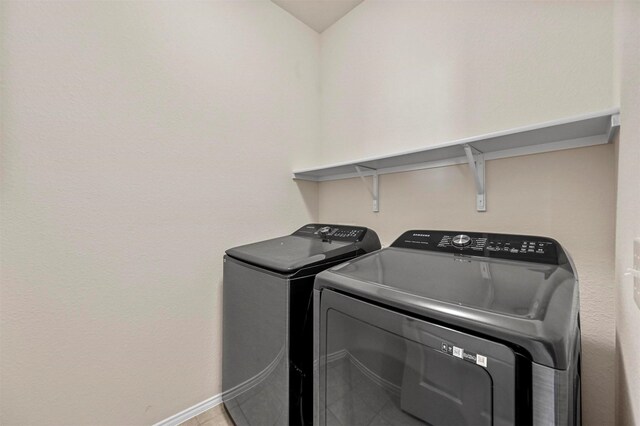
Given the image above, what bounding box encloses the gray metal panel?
[222,256,289,426]
[532,330,581,426]
[315,247,580,369]
[532,363,570,425]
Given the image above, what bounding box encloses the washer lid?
[225,224,380,274]
[314,242,579,369]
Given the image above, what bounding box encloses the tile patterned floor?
[178,404,234,426]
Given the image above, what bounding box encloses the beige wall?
[318,2,617,425]
[0,1,319,424]
[614,1,640,425]
[319,0,613,164]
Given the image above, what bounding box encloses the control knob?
[452,234,472,248]
[318,226,332,241]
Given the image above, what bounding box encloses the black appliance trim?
[391,230,567,265]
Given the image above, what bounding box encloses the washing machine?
[222,224,381,426]
[314,230,581,426]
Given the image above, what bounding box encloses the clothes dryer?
[314,230,581,426]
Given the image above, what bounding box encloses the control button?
[318,226,332,239]
[452,234,472,248]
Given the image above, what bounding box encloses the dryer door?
[316,290,517,426]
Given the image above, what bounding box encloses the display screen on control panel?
[292,224,366,242]
[391,230,561,265]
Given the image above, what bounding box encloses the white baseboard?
[153,394,222,426]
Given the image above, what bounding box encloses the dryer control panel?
[391,230,562,265]
[293,224,367,242]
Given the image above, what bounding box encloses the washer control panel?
[391,230,561,264]
[452,234,472,247]
[293,224,366,242]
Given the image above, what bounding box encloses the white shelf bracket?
[463,144,486,212]
[355,165,379,212]
[608,113,621,143]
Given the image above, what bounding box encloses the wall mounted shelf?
[292,108,620,212]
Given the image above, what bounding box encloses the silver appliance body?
[314,230,581,426]
[222,224,380,426]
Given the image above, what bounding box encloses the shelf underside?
[293,109,619,181]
